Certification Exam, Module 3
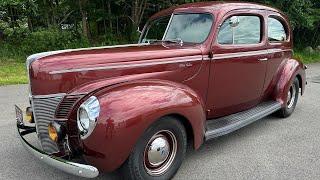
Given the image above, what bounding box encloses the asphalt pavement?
[1,63,320,180]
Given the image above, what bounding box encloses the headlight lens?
[77,96,100,139]
[78,108,90,131]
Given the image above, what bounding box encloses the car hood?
[28,43,204,95]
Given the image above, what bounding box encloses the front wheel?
[121,117,187,180]
[277,77,300,118]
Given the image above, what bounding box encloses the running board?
[205,101,281,141]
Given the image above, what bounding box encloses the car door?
[206,10,269,119]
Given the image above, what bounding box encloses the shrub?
[294,49,320,64]
[1,28,91,60]
[19,29,90,55]
[100,32,129,46]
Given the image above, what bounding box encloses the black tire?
[121,116,187,180]
[277,77,300,118]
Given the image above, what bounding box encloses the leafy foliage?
[0,0,319,86]
[0,0,319,57]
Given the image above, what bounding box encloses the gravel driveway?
[1,63,320,180]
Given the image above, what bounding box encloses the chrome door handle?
[258,58,268,61]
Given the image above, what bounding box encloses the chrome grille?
[32,94,64,153]
[56,95,83,119]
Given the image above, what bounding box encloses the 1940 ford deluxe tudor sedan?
[15,2,307,180]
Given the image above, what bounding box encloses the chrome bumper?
[17,124,99,178]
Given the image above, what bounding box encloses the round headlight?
[77,96,100,139]
[78,107,90,132]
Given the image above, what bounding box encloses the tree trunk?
[81,12,89,38]
[130,0,148,30]
[27,16,34,32]
[138,0,147,27]
[107,0,113,32]
[47,0,55,27]
[116,16,119,34]
[43,0,50,27]
[79,0,90,39]
[52,0,58,28]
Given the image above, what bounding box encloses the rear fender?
[81,79,206,172]
[273,59,306,106]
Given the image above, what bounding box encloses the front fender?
[273,58,306,106]
[81,79,206,172]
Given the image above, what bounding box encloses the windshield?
[141,13,213,44]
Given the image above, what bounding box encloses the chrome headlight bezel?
[77,96,100,139]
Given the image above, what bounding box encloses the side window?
[268,17,287,42]
[142,17,170,42]
[218,15,262,45]
[164,13,213,43]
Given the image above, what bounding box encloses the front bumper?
[17,123,99,178]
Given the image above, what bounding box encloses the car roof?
[151,2,283,19]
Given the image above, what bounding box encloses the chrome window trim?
[162,14,174,40]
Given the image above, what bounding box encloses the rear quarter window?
[268,17,288,42]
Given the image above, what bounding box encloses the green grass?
[294,50,320,64]
[0,59,28,86]
[0,50,319,86]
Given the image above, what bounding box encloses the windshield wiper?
[148,38,184,45]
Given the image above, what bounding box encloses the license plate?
[15,105,24,125]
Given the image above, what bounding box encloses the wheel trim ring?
[143,130,177,176]
[287,83,296,109]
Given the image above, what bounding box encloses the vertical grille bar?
[32,95,64,154]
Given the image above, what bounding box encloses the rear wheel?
[121,117,187,180]
[277,77,300,118]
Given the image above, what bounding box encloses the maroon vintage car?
[16,2,307,179]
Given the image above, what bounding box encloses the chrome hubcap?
[147,136,170,166]
[287,83,296,109]
[144,130,177,176]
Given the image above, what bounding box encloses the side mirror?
[229,16,240,27]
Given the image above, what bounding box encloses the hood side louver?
[55,95,84,119]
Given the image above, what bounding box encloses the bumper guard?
[17,123,99,178]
